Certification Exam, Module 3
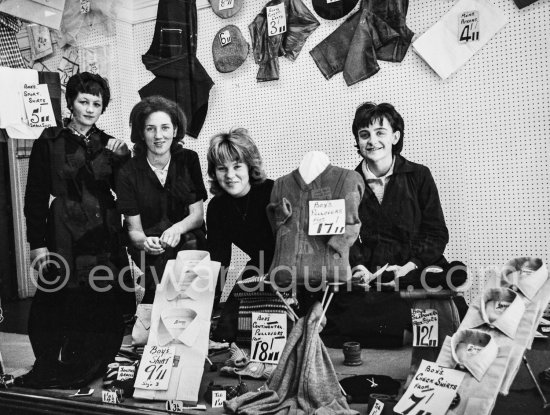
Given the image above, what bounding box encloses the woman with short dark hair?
[117,95,207,303]
[23,72,131,388]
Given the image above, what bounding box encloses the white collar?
[450,329,499,382]
[146,156,171,172]
[362,157,395,181]
[500,257,547,301]
[156,307,204,347]
[463,288,525,338]
[164,251,214,301]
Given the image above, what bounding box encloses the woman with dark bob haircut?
[206,128,276,341]
[23,72,132,388]
[117,95,208,303]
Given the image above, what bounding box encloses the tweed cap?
[212,25,249,73]
[210,0,244,18]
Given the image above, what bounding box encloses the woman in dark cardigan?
[206,128,275,341]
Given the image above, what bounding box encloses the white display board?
[8,0,550,304]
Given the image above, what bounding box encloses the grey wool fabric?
[224,302,358,415]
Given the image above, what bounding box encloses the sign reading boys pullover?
[266,165,364,287]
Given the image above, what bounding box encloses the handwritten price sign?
[369,399,385,415]
[134,345,174,390]
[102,390,119,404]
[219,30,232,47]
[458,10,479,43]
[411,309,438,348]
[266,3,287,36]
[394,360,465,415]
[250,312,286,364]
[212,390,226,408]
[308,199,345,236]
[219,0,235,10]
[22,84,56,128]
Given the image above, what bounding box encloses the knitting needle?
[273,289,299,321]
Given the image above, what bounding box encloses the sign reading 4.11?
[458,10,479,43]
[251,312,287,364]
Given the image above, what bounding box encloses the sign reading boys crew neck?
[411,309,438,347]
[394,360,465,415]
[251,312,286,364]
[219,0,234,10]
[22,84,56,128]
[308,199,345,235]
[134,345,175,390]
[266,3,287,36]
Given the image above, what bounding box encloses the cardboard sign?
[369,399,385,415]
[134,345,175,390]
[266,3,287,36]
[411,309,438,348]
[219,0,235,10]
[117,366,135,381]
[102,390,119,404]
[22,84,56,128]
[394,360,465,415]
[251,312,287,364]
[212,390,226,408]
[219,30,232,47]
[166,401,207,412]
[458,10,479,43]
[308,199,345,236]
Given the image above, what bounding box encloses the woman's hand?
[106,138,129,157]
[30,247,49,271]
[160,225,181,249]
[387,262,418,279]
[352,264,374,285]
[143,236,165,255]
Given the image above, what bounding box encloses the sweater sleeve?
[409,167,449,268]
[116,163,140,217]
[206,197,232,270]
[188,150,208,202]
[24,138,52,250]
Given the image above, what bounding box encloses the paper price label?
[466,344,483,355]
[326,0,340,3]
[369,399,385,415]
[266,3,287,36]
[134,345,175,390]
[212,390,226,408]
[219,0,235,10]
[394,360,465,415]
[23,84,56,128]
[308,199,345,235]
[219,30,232,47]
[251,312,287,364]
[495,301,510,312]
[80,0,91,13]
[102,390,119,404]
[411,309,438,348]
[166,401,207,412]
[458,10,479,43]
[117,366,135,381]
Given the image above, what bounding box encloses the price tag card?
[250,312,287,364]
[102,390,119,404]
[219,0,235,10]
[369,399,384,415]
[80,0,91,13]
[212,390,226,408]
[326,0,340,3]
[117,366,135,381]
[166,401,207,412]
[394,360,465,415]
[266,3,287,36]
[219,30,232,47]
[458,10,479,43]
[134,345,175,390]
[308,199,345,236]
[22,84,56,128]
[411,309,438,347]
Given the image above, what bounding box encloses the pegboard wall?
[8,0,550,304]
